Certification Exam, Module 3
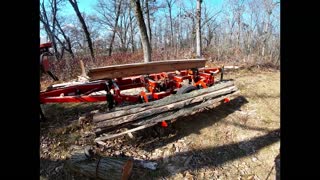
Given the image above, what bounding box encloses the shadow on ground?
[40,128,280,180]
[132,128,280,179]
[40,158,65,180]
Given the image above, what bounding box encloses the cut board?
[88,59,207,80]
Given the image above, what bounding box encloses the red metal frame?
[40,67,222,105]
[40,42,52,49]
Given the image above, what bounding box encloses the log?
[133,90,240,126]
[94,85,238,130]
[94,90,239,141]
[64,150,133,180]
[93,81,235,122]
[224,65,240,70]
[88,59,206,80]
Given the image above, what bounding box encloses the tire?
[176,85,198,94]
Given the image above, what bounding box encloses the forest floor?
[40,66,280,180]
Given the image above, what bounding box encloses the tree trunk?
[196,0,202,58]
[237,14,241,48]
[262,11,271,58]
[168,3,174,47]
[51,0,58,57]
[192,18,196,53]
[144,0,152,45]
[55,19,75,59]
[153,21,158,49]
[178,6,182,50]
[108,0,123,56]
[40,1,60,60]
[69,0,95,62]
[131,0,151,62]
[129,7,135,53]
[66,37,75,59]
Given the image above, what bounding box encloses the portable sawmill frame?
[40,43,239,141]
[40,42,224,107]
[40,65,224,107]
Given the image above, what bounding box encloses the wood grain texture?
[64,151,132,180]
[94,90,239,141]
[88,59,206,80]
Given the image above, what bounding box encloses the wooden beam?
[93,81,235,122]
[94,91,239,141]
[133,91,240,126]
[94,86,238,129]
[88,59,207,80]
[93,82,238,135]
[95,123,157,141]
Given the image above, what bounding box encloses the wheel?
[176,85,198,94]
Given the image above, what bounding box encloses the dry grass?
[151,67,280,179]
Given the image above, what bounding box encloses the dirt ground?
[40,67,280,180]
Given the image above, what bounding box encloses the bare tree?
[196,0,202,57]
[117,1,132,52]
[95,0,123,56]
[40,0,60,59]
[202,3,221,48]
[142,0,152,45]
[130,0,152,62]
[179,0,196,52]
[129,4,136,52]
[68,0,95,61]
[63,18,85,52]
[55,17,75,59]
[261,0,279,57]
[112,0,123,55]
[165,0,176,47]
[39,0,280,67]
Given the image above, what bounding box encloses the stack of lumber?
[90,80,239,142]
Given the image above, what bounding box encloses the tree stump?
[64,150,133,180]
